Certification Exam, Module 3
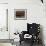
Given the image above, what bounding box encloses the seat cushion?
[24,34,32,38]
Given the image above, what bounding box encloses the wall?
[0,0,46,46]
[0,1,12,46]
[43,1,46,46]
[0,3,9,39]
[0,0,8,3]
[8,0,46,46]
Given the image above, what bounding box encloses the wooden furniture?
[19,23,40,46]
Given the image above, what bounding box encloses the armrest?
[19,34,24,41]
[19,31,27,41]
[19,31,27,38]
[21,31,28,35]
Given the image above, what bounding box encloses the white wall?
[0,0,46,46]
[0,4,9,39]
[8,0,46,46]
[0,0,8,3]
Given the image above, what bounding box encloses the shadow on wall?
[40,25,45,46]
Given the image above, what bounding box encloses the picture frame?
[14,9,27,20]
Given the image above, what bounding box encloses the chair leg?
[30,41,34,46]
[20,41,21,45]
[30,38,34,46]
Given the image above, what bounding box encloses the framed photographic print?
[14,9,27,20]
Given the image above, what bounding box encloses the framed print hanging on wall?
[14,9,27,20]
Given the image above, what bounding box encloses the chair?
[19,23,40,46]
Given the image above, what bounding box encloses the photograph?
[14,9,27,20]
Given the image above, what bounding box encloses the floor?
[0,41,43,46]
[0,43,14,46]
[19,41,43,46]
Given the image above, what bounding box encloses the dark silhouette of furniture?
[41,0,43,3]
[19,23,40,46]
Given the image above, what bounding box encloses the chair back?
[27,23,40,35]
